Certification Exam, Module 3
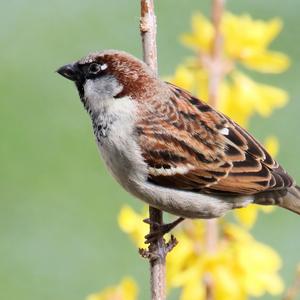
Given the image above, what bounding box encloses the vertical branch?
[204,0,225,299]
[139,1,169,300]
[148,207,166,300]
[140,0,158,74]
[208,0,225,108]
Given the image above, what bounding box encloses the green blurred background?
[1,0,300,299]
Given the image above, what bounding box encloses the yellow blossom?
[86,278,138,300]
[118,205,148,248]
[223,13,289,73]
[225,223,284,296]
[180,275,205,300]
[167,221,284,299]
[181,12,290,73]
[224,224,283,297]
[181,12,214,53]
[241,51,290,74]
[119,205,284,300]
[167,220,205,288]
[221,71,288,126]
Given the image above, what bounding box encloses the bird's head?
[57,50,158,113]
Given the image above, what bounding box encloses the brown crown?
[79,50,160,100]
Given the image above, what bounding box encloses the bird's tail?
[254,186,300,215]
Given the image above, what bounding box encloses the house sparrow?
[57,50,300,233]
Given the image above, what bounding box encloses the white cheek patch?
[219,127,229,136]
[83,76,124,107]
[100,63,108,71]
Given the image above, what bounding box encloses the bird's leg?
[143,217,185,244]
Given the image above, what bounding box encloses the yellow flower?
[86,278,138,300]
[177,11,290,127]
[181,12,290,73]
[181,12,214,53]
[166,221,284,300]
[180,275,205,300]
[223,13,289,73]
[167,220,205,288]
[118,205,148,247]
[225,223,284,296]
[224,224,284,297]
[241,51,290,74]
[119,204,284,300]
[220,71,288,126]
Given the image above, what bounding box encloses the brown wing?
[136,82,294,196]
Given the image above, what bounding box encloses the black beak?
[56,63,80,81]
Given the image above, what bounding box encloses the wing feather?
[136,82,294,196]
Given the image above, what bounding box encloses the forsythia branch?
[140,0,158,74]
[139,1,177,300]
[204,0,225,299]
[208,0,225,107]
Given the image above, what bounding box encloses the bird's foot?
[143,217,184,244]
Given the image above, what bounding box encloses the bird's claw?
[143,218,160,227]
[143,217,185,244]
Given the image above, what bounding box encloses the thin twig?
[208,0,225,108]
[140,0,158,74]
[203,219,219,300]
[204,0,225,299]
[139,1,177,299]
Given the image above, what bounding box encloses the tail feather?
[254,186,300,215]
[279,186,300,215]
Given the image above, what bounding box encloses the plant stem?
[140,0,158,75]
[208,0,225,108]
[204,0,225,299]
[140,1,167,299]
[148,207,166,300]
[204,219,218,300]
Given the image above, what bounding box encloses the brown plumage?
[136,82,299,212]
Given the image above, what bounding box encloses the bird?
[57,50,300,240]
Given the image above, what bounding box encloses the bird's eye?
[88,63,102,74]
